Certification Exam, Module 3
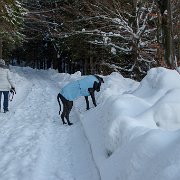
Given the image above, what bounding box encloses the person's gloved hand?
[11,87,16,93]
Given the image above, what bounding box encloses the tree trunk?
[0,37,3,59]
[178,28,180,64]
[53,58,58,70]
[90,56,94,74]
[168,0,174,68]
[156,12,163,66]
[89,44,94,74]
[161,0,174,68]
[84,58,88,75]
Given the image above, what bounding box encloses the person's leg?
[0,91,2,111]
[3,91,9,112]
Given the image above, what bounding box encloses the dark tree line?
[0,0,25,59]
[1,0,180,80]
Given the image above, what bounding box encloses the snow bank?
[5,66,180,180]
[80,67,180,180]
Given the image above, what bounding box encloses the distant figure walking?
[0,59,15,113]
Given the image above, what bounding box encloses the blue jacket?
[60,75,99,101]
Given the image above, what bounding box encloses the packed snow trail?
[0,68,100,180]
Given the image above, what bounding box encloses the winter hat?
[0,59,5,65]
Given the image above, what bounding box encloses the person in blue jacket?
[57,75,104,126]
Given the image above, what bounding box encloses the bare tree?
[53,0,158,78]
[15,0,179,78]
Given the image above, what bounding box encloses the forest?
[0,0,179,80]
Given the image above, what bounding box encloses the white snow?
[111,47,116,55]
[1,66,180,180]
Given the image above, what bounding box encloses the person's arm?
[7,70,15,89]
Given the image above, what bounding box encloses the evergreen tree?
[0,0,25,59]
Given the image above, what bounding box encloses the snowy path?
[0,69,100,180]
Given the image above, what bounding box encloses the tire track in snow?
[0,69,100,180]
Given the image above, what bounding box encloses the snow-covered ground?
[0,66,180,180]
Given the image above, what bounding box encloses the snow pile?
[80,67,180,180]
[1,66,180,180]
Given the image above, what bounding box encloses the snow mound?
[81,67,180,180]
